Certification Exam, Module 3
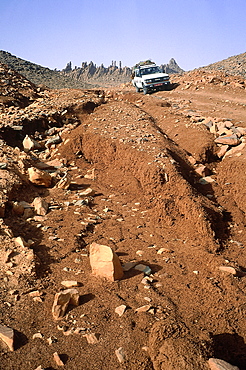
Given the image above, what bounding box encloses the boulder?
[89,242,124,281]
[28,167,52,187]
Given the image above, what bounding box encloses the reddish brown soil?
[0,70,246,369]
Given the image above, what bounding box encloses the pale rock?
[83,333,99,344]
[199,176,215,185]
[187,155,196,165]
[15,236,28,248]
[224,121,234,129]
[23,135,41,151]
[84,168,95,179]
[79,188,95,197]
[217,128,233,137]
[236,126,246,136]
[210,124,218,134]
[54,172,71,189]
[33,332,43,339]
[135,305,151,313]
[157,247,173,254]
[34,366,44,370]
[32,197,49,216]
[217,145,229,158]
[0,324,14,351]
[219,266,246,277]
[61,280,80,288]
[214,134,240,146]
[115,347,126,363]
[52,288,80,320]
[194,164,210,177]
[223,142,246,159]
[28,167,52,187]
[89,242,124,281]
[53,352,65,366]
[115,304,127,316]
[208,358,239,370]
[134,264,152,275]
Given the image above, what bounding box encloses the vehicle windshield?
[140,66,162,75]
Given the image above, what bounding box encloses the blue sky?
[1,0,245,71]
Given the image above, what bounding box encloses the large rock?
[89,242,124,281]
[208,358,239,370]
[28,167,52,187]
[52,288,80,320]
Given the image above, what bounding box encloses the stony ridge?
[200,51,246,78]
[0,50,93,90]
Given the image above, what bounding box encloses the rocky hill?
[200,51,246,78]
[0,50,93,90]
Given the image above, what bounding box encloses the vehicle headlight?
[145,79,152,83]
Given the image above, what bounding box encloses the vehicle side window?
[136,70,140,77]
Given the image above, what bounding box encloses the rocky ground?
[0,61,246,370]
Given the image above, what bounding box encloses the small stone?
[134,264,152,275]
[32,197,49,216]
[157,247,173,254]
[122,261,136,271]
[89,242,124,281]
[79,188,95,197]
[33,332,43,339]
[115,347,126,363]
[52,288,80,320]
[199,176,215,185]
[84,168,95,179]
[208,358,239,369]
[194,164,210,177]
[217,145,229,158]
[28,167,52,187]
[83,333,100,344]
[14,236,28,248]
[54,172,71,190]
[23,135,41,151]
[135,305,151,313]
[61,281,80,288]
[115,305,127,317]
[0,324,14,351]
[219,266,246,277]
[53,352,65,366]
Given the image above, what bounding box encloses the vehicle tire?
[135,85,140,93]
[143,86,148,95]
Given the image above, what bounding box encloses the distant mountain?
[200,52,246,78]
[61,58,184,86]
[0,50,93,89]
[161,58,184,74]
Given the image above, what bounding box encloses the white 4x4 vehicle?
[132,64,170,94]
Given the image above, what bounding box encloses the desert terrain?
[0,61,246,370]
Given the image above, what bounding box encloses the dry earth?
[0,63,246,369]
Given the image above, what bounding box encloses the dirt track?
[0,70,246,369]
